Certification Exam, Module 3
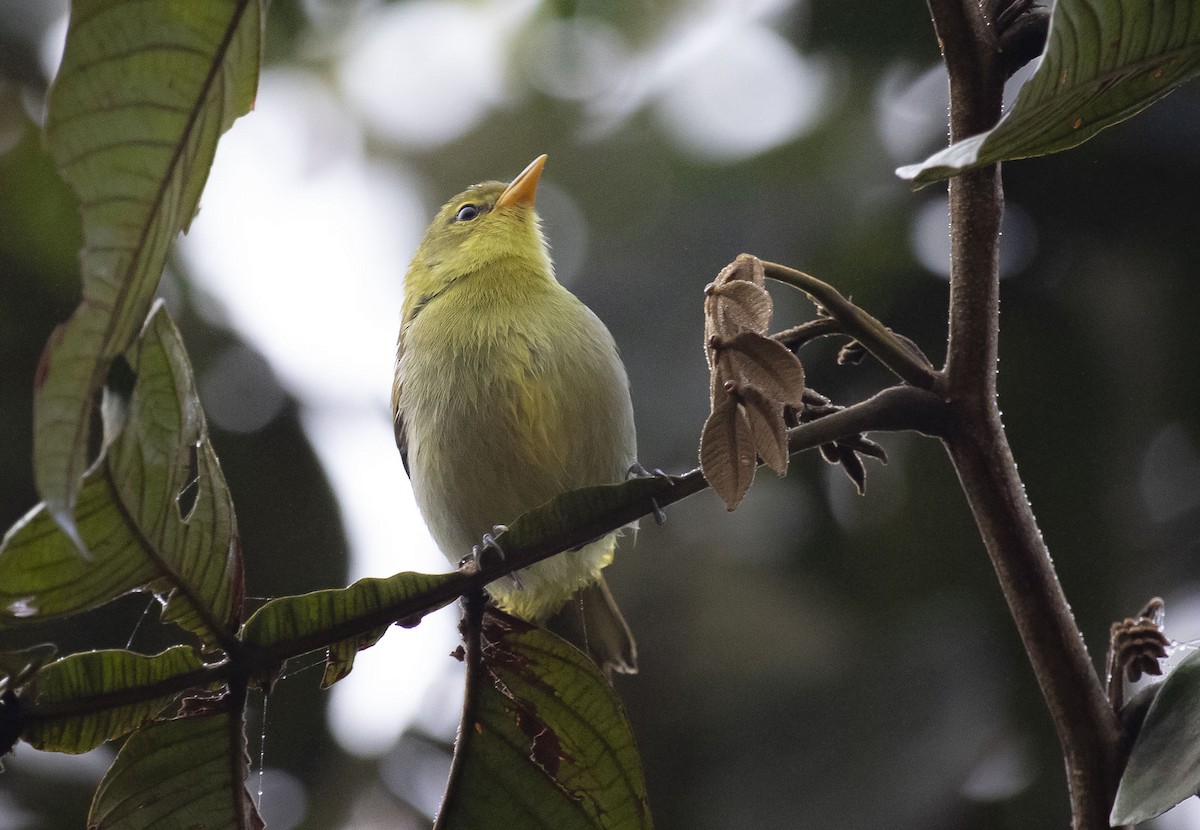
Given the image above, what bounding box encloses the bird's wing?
[394,410,410,477]
[392,338,410,477]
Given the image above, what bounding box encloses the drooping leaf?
[324,629,388,688]
[738,384,788,475]
[852,436,889,463]
[724,331,807,409]
[898,0,1200,186]
[436,610,651,830]
[1112,649,1200,824]
[0,471,153,621]
[19,646,207,754]
[89,708,263,830]
[36,0,263,543]
[836,445,868,495]
[700,385,756,510]
[241,570,458,688]
[1,305,245,652]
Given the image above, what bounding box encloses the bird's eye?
[455,204,480,222]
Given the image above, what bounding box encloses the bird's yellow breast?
[397,272,636,580]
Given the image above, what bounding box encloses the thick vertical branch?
[927,2,1124,828]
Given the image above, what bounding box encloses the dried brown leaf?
[703,307,721,379]
[710,279,772,337]
[725,331,806,408]
[818,443,840,465]
[700,386,756,510]
[714,253,765,288]
[738,384,788,475]
[837,339,866,365]
[838,446,868,495]
[850,436,888,463]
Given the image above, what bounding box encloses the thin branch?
[4,387,950,736]
[255,386,950,660]
[760,261,940,390]
[772,318,842,351]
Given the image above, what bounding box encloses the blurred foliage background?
[4,1,1200,828]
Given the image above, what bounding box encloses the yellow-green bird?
[392,155,637,675]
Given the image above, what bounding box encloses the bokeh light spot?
[520,17,631,103]
[652,22,829,162]
[1140,423,1200,525]
[254,767,308,830]
[337,0,537,147]
[199,345,287,434]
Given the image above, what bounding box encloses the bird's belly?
[411,396,553,557]
[406,349,629,557]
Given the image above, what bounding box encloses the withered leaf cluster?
[700,254,806,510]
[1110,598,1169,685]
[801,389,888,496]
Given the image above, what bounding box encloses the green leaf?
[89,708,263,830]
[20,646,207,754]
[499,477,670,553]
[898,0,1200,186]
[1112,649,1200,824]
[35,0,263,543]
[240,476,677,686]
[436,611,652,830]
[1,305,245,651]
[241,571,458,687]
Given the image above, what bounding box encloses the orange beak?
[495,154,547,210]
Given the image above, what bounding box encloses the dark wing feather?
[395,408,410,476]
[392,336,410,477]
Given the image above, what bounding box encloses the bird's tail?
[548,576,637,678]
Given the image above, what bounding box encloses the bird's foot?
[462,525,510,573]
[627,462,670,480]
[627,462,671,525]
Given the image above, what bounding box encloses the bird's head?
[403,155,553,316]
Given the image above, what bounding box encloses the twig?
[3,387,950,738]
[760,261,940,390]
[772,318,842,351]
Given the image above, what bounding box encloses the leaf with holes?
[700,384,757,511]
[1,304,244,653]
[89,708,263,830]
[1112,649,1200,824]
[35,0,263,547]
[435,610,651,830]
[898,0,1200,185]
[18,646,209,754]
